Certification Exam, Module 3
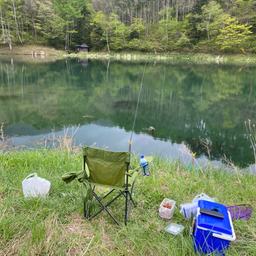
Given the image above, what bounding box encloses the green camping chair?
[62,146,152,225]
[83,146,141,226]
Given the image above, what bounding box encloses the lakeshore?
[0,146,255,255]
[1,45,256,64]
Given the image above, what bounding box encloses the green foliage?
[127,38,141,51]
[90,27,105,51]
[216,16,252,52]
[130,30,139,39]
[196,1,222,40]
[131,18,145,36]
[0,0,256,53]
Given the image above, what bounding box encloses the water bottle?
[140,155,150,176]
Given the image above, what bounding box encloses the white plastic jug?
[22,173,51,198]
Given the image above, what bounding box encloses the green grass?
[0,148,255,255]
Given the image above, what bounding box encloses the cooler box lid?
[197,200,232,235]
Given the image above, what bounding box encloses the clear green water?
[0,57,255,168]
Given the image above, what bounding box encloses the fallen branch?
[179,32,195,48]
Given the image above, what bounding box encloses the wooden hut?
[75,43,89,53]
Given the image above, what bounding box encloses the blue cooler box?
[193,200,236,255]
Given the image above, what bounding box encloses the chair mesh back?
[83,146,130,187]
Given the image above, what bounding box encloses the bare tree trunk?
[176,0,178,23]
[182,1,185,25]
[0,7,5,40]
[106,31,110,52]
[207,12,211,41]
[166,4,168,43]
[31,16,37,40]
[7,22,12,50]
[21,17,23,40]
[12,0,22,43]
[65,24,69,49]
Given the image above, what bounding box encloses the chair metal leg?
[84,186,95,219]
[102,189,115,199]
[125,190,128,226]
[126,179,138,225]
[86,180,137,225]
[130,180,137,207]
[89,190,125,221]
[91,191,120,225]
[84,200,92,219]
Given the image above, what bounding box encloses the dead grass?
[0,45,62,55]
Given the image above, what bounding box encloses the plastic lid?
[141,155,144,158]
[165,223,184,235]
[197,200,232,235]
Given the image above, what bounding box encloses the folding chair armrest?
[62,170,93,203]
[126,168,139,186]
[130,168,139,181]
[145,156,153,164]
[126,166,140,177]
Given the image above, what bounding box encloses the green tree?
[216,16,252,51]
[109,13,127,51]
[196,1,222,41]
[72,2,93,48]
[36,0,64,45]
[158,7,176,50]
[189,0,210,43]
[232,0,256,32]
[54,0,85,49]
[130,18,145,37]
[93,11,111,52]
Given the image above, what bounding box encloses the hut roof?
[75,43,89,48]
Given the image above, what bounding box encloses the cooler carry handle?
[200,207,224,219]
[212,211,236,241]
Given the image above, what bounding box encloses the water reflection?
[77,58,89,68]
[0,57,255,167]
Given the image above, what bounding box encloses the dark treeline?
[0,0,256,54]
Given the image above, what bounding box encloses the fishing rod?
[128,62,147,154]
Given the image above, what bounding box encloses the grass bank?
[0,146,255,255]
[1,44,256,64]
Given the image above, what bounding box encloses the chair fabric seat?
[83,147,130,188]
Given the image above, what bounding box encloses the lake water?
[0,57,255,168]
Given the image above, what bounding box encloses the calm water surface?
[0,57,256,168]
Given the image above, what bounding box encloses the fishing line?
[129,62,147,153]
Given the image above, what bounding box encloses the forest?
[0,0,256,54]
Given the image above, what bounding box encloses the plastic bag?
[192,193,216,204]
[180,202,198,220]
[159,198,176,220]
[180,193,216,220]
[22,173,51,198]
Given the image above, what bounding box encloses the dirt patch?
[64,215,93,238]
[0,45,61,55]
[0,45,65,63]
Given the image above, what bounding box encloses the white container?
[159,198,176,220]
[22,173,51,198]
[165,223,184,235]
